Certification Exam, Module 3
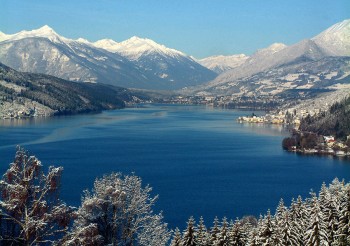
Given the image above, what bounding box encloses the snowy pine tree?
[195,216,210,246]
[210,217,220,245]
[182,216,196,246]
[170,228,182,246]
[258,210,277,245]
[336,183,350,246]
[319,182,339,245]
[214,217,229,246]
[289,196,308,245]
[228,219,247,246]
[305,193,328,246]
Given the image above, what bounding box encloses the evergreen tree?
[247,217,261,246]
[336,184,350,246]
[195,216,210,246]
[170,228,182,246]
[258,210,278,245]
[228,219,247,246]
[215,217,229,246]
[182,216,196,246]
[279,210,293,246]
[289,196,308,245]
[274,198,286,245]
[319,182,339,245]
[305,193,328,246]
[210,217,220,245]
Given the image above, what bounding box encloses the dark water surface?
[1,104,349,229]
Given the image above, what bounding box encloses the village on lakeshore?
[237,110,350,158]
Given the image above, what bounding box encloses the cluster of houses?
[292,135,350,157]
[237,110,350,158]
[3,108,36,119]
[237,112,294,125]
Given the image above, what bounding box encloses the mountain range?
[187,19,350,96]
[0,26,216,90]
[196,54,249,74]
[0,19,349,96]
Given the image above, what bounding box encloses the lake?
[1,104,349,229]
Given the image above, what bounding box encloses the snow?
[75,38,92,45]
[254,43,288,56]
[94,36,186,60]
[93,39,119,51]
[0,25,70,44]
[312,19,350,56]
[197,54,249,73]
[325,71,338,80]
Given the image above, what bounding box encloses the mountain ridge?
[186,19,350,96]
[0,26,216,90]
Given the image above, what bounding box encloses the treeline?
[1,148,350,245]
[171,178,350,245]
[300,96,350,140]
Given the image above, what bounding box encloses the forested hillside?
[0,63,151,117]
[300,96,350,139]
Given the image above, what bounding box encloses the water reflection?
[238,122,289,137]
[0,117,53,127]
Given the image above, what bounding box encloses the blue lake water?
[1,104,349,229]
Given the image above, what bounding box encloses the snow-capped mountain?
[0,26,216,90]
[312,19,350,56]
[196,54,249,74]
[94,36,185,60]
[94,36,217,88]
[0,26,154,88]
[197,56,350,96]
[0,25,68,43]
[189,19,350,96]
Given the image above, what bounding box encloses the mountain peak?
[252,42,287,57]
[37,25,55,33]
[197,54,249,74]
[94,38,119,51]
[266,43,288,52]
[97,36,186,60]
[0,25,67,43]
[76,38,92,44]
[312,19,350,56]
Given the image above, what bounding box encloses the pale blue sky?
[1,0,349,58]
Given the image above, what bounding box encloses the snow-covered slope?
[94,36,217,88]
[195,56,350,96]
[0,26,216,90]
[186,19,350,96]
[312,19,350,56]
[95,36,185,60]
[0,26,165,88]
[197,54,249,74]
[0,25,68,43]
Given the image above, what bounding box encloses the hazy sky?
[1,0,349,58]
